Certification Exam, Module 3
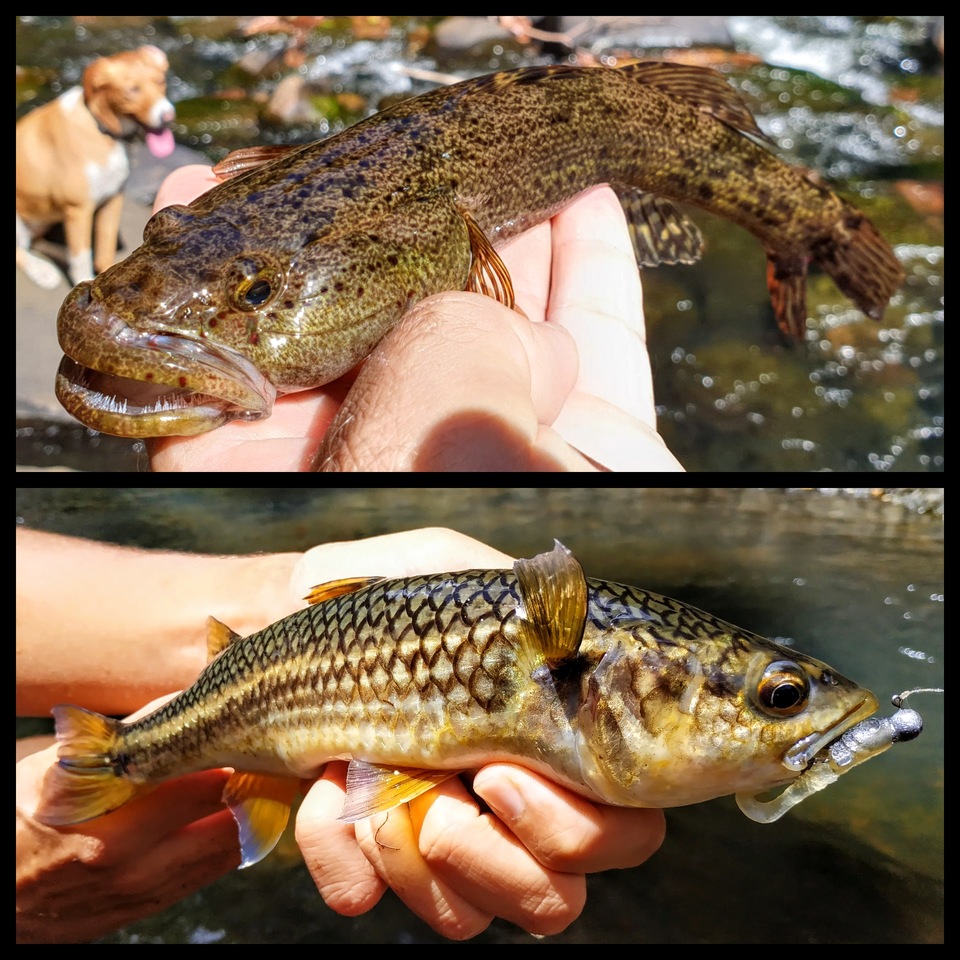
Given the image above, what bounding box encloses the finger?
[544,189,685,471]
[497,218,554,323]
[473,764,666,873]
[98,769,235,851]
[17,806,237,944]
[548,186,653,421]
[110,806,240,908]
[149,388,343,472]
[410,781,586,937]
[314,291,586,471]
[354,795,493,940]
[18,770,240,943]
[296,764,386,916]
[551,391,686,472]
[153,164,219,211]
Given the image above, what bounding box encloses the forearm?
[16,528,302,717]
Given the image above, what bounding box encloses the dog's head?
[83,45,175,155]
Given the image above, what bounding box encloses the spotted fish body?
[39,543,879,867]
[54,63,904,438]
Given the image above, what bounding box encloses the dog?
[16,44,175,289]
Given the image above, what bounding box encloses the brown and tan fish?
[38,542,905,868]
[55,63,904,438]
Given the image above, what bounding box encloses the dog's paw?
[17,250,64,289]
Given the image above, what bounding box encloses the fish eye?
[756,660,810,717]
[227,257,282,312]
[243,279,272,306]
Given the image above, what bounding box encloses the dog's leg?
[16,213,64,289]
[93,192,125,275]
[61,202,96,285]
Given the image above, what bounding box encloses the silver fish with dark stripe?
[38,542,887,866]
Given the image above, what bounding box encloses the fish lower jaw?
[55,356,270,437]
[56,287,278,437]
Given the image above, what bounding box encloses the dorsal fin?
[618,61,773,143]
[207,615,242,661]
[304,576,384,606]
[462,61,772,144]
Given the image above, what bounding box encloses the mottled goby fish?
[55,62,904,437]
[39,542,897,867]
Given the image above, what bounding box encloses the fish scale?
[127,571,531,784]
[38,542,891,868]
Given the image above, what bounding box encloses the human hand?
[16,698,238,944]
[288,528,666,938]
[297,760,665,939]
[148,167,682,471]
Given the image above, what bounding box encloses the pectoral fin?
[213,145,303,181]
[462,208,516,309]
[513,540,588,667]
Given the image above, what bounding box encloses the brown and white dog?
[16,44,176,289]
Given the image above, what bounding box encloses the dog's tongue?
[146,128,175,158]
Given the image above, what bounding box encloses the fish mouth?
[56,283,276,438]
[780,694,880,774]
[735,693,879,824]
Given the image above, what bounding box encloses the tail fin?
[814,210,905,321]
[767,209,904,340]
[36,705,139,825]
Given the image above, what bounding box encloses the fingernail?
[474,769,525,823]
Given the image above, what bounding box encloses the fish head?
[56,205,279,437]
[575,621,878,810]
[54,200,378,438]
[55,166,475,438]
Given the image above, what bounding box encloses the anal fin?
[766,252,810,340]
[615,187,704,267]
[223,771,300,869]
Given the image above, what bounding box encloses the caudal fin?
[36,705,139,825]
[814,210,905,321]
[767,209,904,340]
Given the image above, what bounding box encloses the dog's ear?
[139,45,169,73]
[83,55,124,136]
